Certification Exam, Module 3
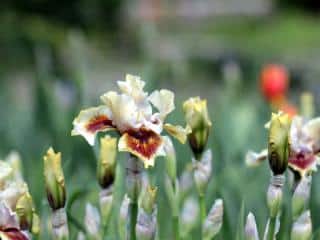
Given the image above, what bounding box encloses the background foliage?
[0,0,319,239]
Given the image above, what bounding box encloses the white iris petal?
[148,89,175,120]
[71,106,113,145]
[101,92,141,132]
[0,202,19,229]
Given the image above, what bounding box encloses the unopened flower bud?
[163,136,177,182]
[141,185,157,215]
[84,203,101,238]
[15,192,34,231]
[119,195,130,240]
[202,199,223,240]
[183,97,212,157]
[267,175,284,218]
[268,112,291,175]
[136,208,157,240]
[179,167,193,200]
[245,212,259,240]
[99,186,113,226]
[97,136,117,189]
[180,197,199,238]
[77,232,85,240]
[52,208,69,239]
[292,176,311,220]
[291,211,312,240]
[193,149,212,196]
[43,147,66,210]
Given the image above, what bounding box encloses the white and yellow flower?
[0,152,38,238]
[72,74,189,168]
[245,115,320,177]
[288,116,320,176]
[0,182,28,211]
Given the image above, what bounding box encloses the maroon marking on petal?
[289,151,316,171]
[2,228,29,240]
[125,128,162,160]
[86,115,113,133]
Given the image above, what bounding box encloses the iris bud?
[183,97,212,157]
[97,136,117,189]
[43,147,66,210]
[291,211,312,240]
[202,199,223,240]
[268,112,291,175]
[245,212,259,240]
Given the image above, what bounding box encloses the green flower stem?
[199,194,206,239]
[126,155,142,240]
[173,214,180,240]
[67,212,87,235]
[200,194,206,221]
[102,222,108,240]
[194,153,207,240]
[172,180,180,240]
[129,201,138,240]
[267,217,277,240]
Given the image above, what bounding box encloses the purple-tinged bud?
[291,211,312,240]
[245,212,259,240]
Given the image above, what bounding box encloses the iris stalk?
[266,174,285,240]
[126,155,142,240]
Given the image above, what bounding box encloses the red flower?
[260,64,289,102]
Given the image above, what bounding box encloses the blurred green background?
[0,0,320,239]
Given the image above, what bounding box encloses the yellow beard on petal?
[119,128,162,167]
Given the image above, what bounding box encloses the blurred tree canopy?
[1,0,122,30]
[278,0,320,11]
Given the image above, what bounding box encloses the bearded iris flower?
[72,74,189,168]
[0,152,39,238]
[0,202,29,240]
[288,117,320,176]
